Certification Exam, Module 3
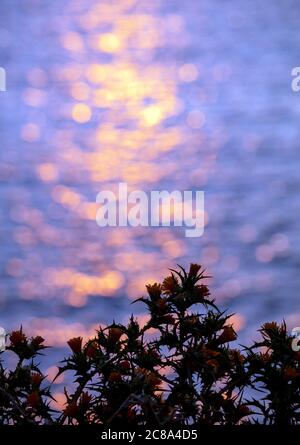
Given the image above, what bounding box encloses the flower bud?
[189,263,201,277]
[108,371,122,383]
[27,391,40,408]
[10,330,26,347]
[31,335,45,350]
[31,372,43,387]
[108,327,123,343]
[119,360,131,372]
[67,337,83,354]
[217,326,237,344]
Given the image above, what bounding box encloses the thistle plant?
[0,264,299,425]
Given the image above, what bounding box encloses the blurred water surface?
[1,0,300,373]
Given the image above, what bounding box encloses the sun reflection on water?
[1,0,297,349]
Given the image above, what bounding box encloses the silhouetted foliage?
[0,264,299,425]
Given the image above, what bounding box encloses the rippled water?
[1,0,300,384]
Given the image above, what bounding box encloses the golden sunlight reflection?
[23,0,215,310]
[5,0,295,354]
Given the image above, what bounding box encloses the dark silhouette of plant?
[246,321,300,425]
[0,264,299,425]
[0,329,54,424]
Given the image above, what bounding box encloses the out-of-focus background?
[1,0,300,396]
